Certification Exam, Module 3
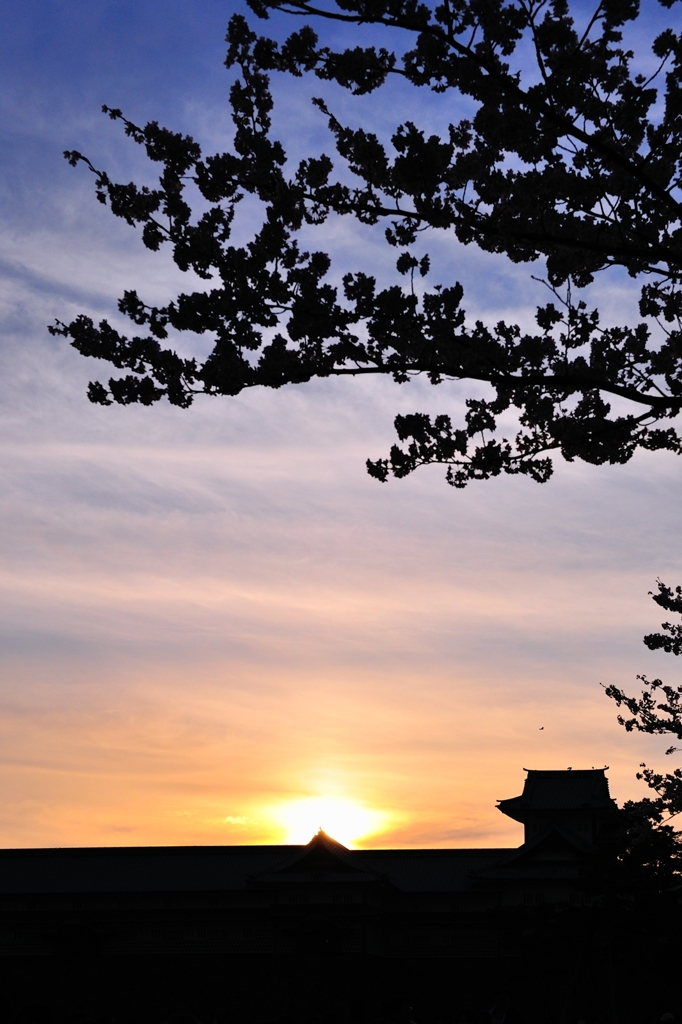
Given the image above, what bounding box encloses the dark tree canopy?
[52,0,682,487]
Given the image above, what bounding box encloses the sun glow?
[274,796,388,847]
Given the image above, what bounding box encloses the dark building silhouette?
[0,769,619,960]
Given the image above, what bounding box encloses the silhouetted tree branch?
[52,1,682,486]
[604,580,682,887]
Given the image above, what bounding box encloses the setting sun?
[272,796,388,847]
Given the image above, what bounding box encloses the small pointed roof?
[497,768,616,823]
[248,830,387,886]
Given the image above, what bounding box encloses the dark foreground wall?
[0,903,680,1024]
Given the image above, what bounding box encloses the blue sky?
[0,0,681,849]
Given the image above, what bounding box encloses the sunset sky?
[0,0,680,851]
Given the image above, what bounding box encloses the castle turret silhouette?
[497,767,620,845]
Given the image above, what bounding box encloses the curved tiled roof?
[497,768,616,822]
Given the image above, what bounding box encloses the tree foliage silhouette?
[52,0,682,487]
[605,580,682,886]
